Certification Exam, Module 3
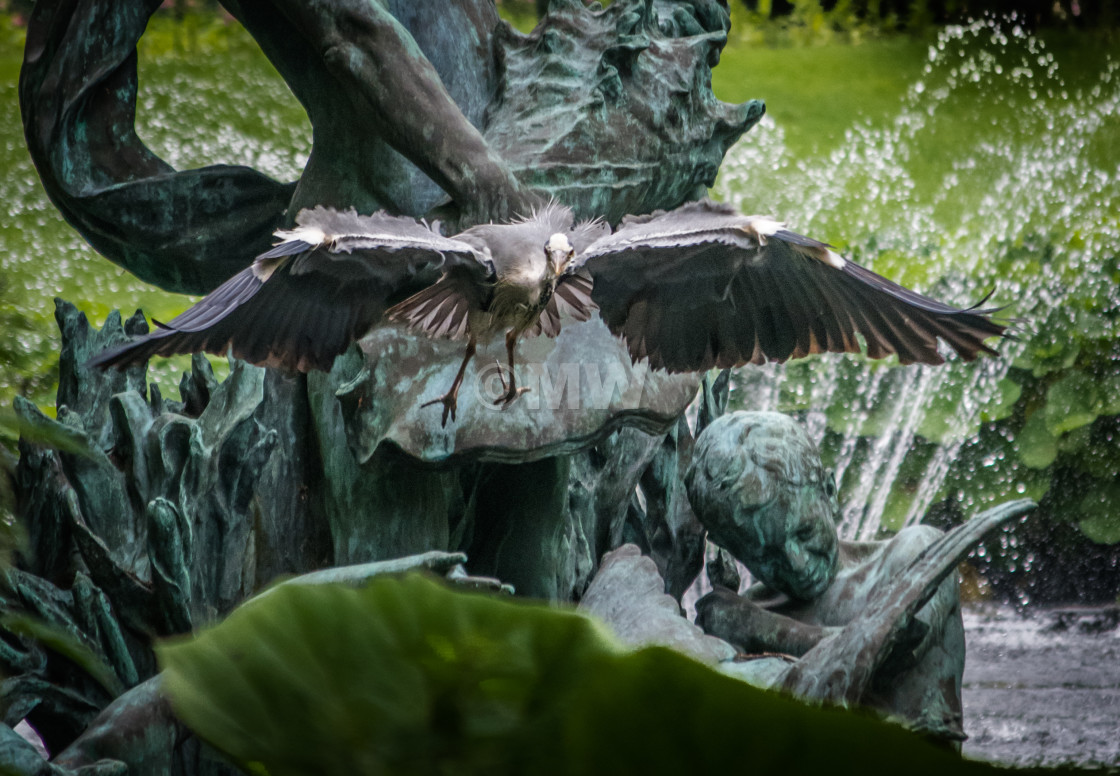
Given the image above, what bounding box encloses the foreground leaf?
[160,573,1061,776]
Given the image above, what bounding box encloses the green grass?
[714,36,930,158]
[714,28,1119,163]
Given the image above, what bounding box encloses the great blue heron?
[89,200,1006,426]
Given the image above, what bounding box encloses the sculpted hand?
[445,563,515,595]
[695,587,767,648]
[456,163,546,227]
[697,587,830,657]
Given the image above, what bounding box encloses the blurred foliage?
[161,573,1041,776]
[1,612,125,698]
[0,274,58,441]
[729,0,1116,43]
[0,436,19,570]
[942,244,1120,545]
[496,0,541,33]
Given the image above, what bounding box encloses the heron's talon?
[494,385,531,408]
[421,393,458,427]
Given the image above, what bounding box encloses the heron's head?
[545,233,576,276]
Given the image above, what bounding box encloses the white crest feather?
[273,225,328,247]
[547,233,573,253]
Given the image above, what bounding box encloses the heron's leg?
[422,337,477,426]
[495,329,532,407]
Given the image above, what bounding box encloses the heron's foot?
[492,362,531,408]
[421,391,459,427]
[494,384,531,408]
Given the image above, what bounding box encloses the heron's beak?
[557,248,577,274]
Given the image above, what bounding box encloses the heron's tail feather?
[386,276,473,340]
[531,270,598,338]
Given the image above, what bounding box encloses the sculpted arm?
[695,587,834,658]
[21,0,539,295]
[259,0,539,223]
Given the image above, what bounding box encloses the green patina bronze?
[578,412,1035,749]
[20,0,759,294]
[6,1,759,771]
[685,412,1035,744]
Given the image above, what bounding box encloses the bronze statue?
[6,0,1019,769]
[685,411,1033,743]
[8,3,760,769]
[20,0,758,294]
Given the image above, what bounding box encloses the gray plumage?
[89,199,1006,422]
[575,200,1003,369]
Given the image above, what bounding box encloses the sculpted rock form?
[3,303,301,773]
[484,0,761,225]
[1,297,712,772]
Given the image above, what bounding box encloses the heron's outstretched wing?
[576,200,1007,372]
[87,207,491,372]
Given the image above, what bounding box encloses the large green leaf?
[1044,372,1099,435]
[1015,410,1058,470]
[1077,482,1120,545]
[160,573,624,776]
[160,574,1038,776]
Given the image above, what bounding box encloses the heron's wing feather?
[85,260,391,372]
[87,207,491,372]
[553,270,597,322]
[385,265,483,340]
[567,219,611,253]
[530,269,598,339]
[578,200,1006,372]
[282,206,493,281]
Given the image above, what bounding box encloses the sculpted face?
[687,411,841,602]
[730,468,840,601]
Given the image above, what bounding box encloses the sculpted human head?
[685,411,840,601]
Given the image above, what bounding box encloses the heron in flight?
[89,200,1006,426]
